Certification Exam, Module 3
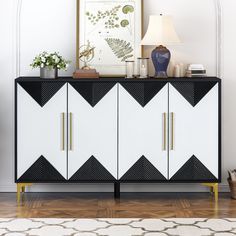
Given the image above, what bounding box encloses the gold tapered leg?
[202,183,219,201]
[17,183,32,203]
[17,184,21,203]
[213,183,219,201]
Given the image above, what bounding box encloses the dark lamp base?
[151,45,171,78]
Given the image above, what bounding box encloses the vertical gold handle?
[69,112,73,151]
[61,113,65,151]
[171,112,174,150]
[162,113,167,150]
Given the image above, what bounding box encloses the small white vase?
[40,66,58,79]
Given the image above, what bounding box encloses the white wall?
[0,0,233,192]
[0,0,15,191]
[221,0,236,187]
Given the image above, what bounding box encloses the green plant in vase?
[31,52,70,79]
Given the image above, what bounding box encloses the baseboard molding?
[0,183,230,193]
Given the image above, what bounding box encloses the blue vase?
[151,45,171,78]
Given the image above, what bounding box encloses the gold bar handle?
[61,113,65,151]
[162,113,167,151]
[69,112,73,151]
[171,112,174,150]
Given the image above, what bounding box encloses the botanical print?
[105,38,133,61]
[79,0,142,75]
[86,5,121,28]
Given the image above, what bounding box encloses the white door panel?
[169,83,218,179]
[118,84,168,179]
[68,84,117,179]
[17,84,67,179]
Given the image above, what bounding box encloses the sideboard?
[15,77,221,201]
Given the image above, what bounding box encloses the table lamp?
[141,15,180,78]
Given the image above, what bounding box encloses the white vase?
[40,66,58,79]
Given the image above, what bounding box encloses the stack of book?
[73,69,99,79]
[186,64,206,77]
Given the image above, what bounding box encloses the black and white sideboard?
[15,77,221,199]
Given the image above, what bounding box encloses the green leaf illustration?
[86,5,121,28]
[105,38,133,62]
[120,19,129,27]
[122,5,134,14]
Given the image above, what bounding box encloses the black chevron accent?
[69,82,117,107]
[171,81,217,107]
[120,156,167,180]
[120,82,167,107]
[69,156,116,181]
[170,155,217,181]
[18,156,66,181]
[19,81,66,107]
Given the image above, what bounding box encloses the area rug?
[0,218,236,235]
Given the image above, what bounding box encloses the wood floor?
[0,192,236,218]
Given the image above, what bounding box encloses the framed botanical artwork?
[77,0,143,76]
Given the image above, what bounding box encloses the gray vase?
[40,66,58,79]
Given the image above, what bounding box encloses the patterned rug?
[0,218,236,235]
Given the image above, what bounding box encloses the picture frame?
[76,0,143,76]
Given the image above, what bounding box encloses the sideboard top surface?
[15,77,221,83]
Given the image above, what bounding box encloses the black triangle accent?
[171,81,217,107]
[170,155,217,181]
[69,156,116,181]
[69,82,117,107]
[120,156,167,180]
[18,156,66,181]
[121,82,167,107]
[19,81,66,107]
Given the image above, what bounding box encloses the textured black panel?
[69,156,116,181]
[69,82,117,107]
[19,81,65,107]
[171,81,217,107]
[120,156,167,180]
[121,82,167,107]
[18,156,66,181]
[171,155,217,181]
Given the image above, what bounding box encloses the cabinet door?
[67,82,118,181]
[118,82,168,181]
[169,82,219,181]
[17,82,67,182]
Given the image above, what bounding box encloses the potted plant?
[228,170,236,199]
[31,52,70,79]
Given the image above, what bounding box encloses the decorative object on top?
[141,15,181,78]
[174,64,180,78]
[179,63,185,77]
[73,40,99,79]
[77,0,143,76]
[73,69,99,79]
[137,58,149,78]
[186,64,207,77]
[173,63,185,78]
[31,52,70,79]
[125,60,134,78]
[79,40,95,70]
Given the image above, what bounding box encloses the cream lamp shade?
[141,15,180,46]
